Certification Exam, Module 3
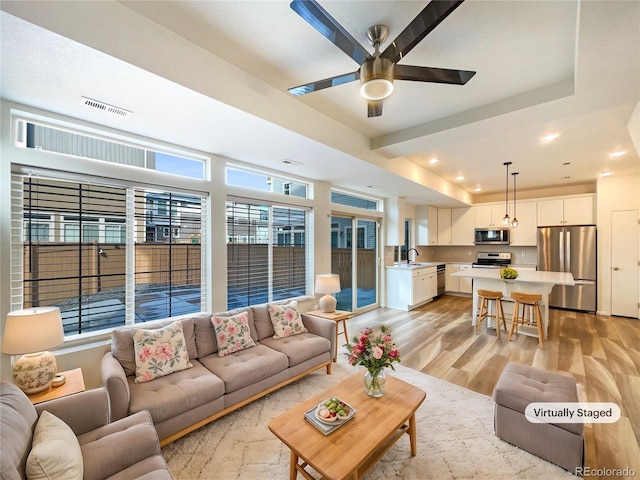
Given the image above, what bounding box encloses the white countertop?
[451,268,575,286]
[386,262,444,270]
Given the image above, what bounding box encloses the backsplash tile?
[416,245,537,266]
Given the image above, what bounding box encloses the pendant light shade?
[503,162,512,226]
[511,172,519,228]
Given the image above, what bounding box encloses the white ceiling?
[1,0,638,207]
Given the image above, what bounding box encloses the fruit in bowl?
[316,406,338,422]
[317,396,351,422]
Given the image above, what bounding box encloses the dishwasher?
[436,264,446,296]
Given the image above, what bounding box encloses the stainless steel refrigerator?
[537,225,597,312]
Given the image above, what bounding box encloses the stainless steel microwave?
[474,228,510,245]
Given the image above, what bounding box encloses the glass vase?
[364,369,386,398]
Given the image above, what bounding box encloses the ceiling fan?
[288,0,476,117]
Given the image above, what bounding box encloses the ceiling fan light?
[360,79,394,100]
[360,56,394,101]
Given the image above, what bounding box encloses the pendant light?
[502,162,512,226]
[511,171,519,228]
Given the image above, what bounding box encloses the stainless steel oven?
[472,252,512,269]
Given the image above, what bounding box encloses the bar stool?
[476,289,507,339]
[508,292,544,348]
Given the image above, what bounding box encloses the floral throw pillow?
[212,312,256,357]
[132,321,193,383]
[267,301,308,339]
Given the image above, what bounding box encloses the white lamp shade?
[2,307,64,355]
[315,274,341,294]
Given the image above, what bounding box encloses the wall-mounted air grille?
[81,97,132,118]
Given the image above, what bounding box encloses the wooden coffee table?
[268,372,426,480]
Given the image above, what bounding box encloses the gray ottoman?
[492,362,584,473]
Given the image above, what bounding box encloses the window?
[226,166,309,198]
[331,190,380,210]
[226,199,310,309]
[17,120,205,180]
[13,175,207,336]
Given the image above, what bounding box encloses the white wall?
[0,101,385,388]
[596,173,640,316]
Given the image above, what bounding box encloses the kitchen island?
[386,262,445,311]
[451,268,575,339]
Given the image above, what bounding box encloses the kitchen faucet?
[407,248,420,264]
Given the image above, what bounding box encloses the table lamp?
[2,306,65,394]
[315,274,341,313]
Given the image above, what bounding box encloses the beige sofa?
[101,303,335,445]
[0,382,172,480]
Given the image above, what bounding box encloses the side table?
[28,368,85,405]
[306,309,354,362]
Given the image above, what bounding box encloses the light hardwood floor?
[345,295,640,480]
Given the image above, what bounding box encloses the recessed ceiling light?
[455,175,465,181]
[429,158,439,164]
[542,133,560,142]
[474,187,482,192]
[600,171,613,177]
[610,150,626,158]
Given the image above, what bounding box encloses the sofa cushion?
[26,411,83,480]
[251,304,275,340]
[132,321,193,383]
[212,311,256,357]
[127,361,225,423]
[194,308,257,358]
[260,333,332,367]
[199,344,289,394]
[267,301,308,339]
[112,318,197,376]
[78,411,166,480]
[0,382,39,480]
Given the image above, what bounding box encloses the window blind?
[12,174,207,336]
[226,199,310,309]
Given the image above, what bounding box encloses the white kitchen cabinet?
[451,207,475,245]
[537,195,595,226]
[458,264,472,293]
[437,208,452,245]
[426,267,438,299]
[386,196,406,245]
[509,201,537,245]
[475,204,508,228]
[445,264,460,292]
[386,266,437,310]
[445,263,472,293]
[416,205,438,245]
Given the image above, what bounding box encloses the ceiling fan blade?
[367,101,383,118]
[290,0,371,65]
[394,64,475,85]
[288,71,360,96]
[381,0,466,64]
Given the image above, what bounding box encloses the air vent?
[81,97,132,118]
[282,159,303,166]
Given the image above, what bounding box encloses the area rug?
[162,360,575,479]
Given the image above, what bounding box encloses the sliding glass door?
[330,216,378,311]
